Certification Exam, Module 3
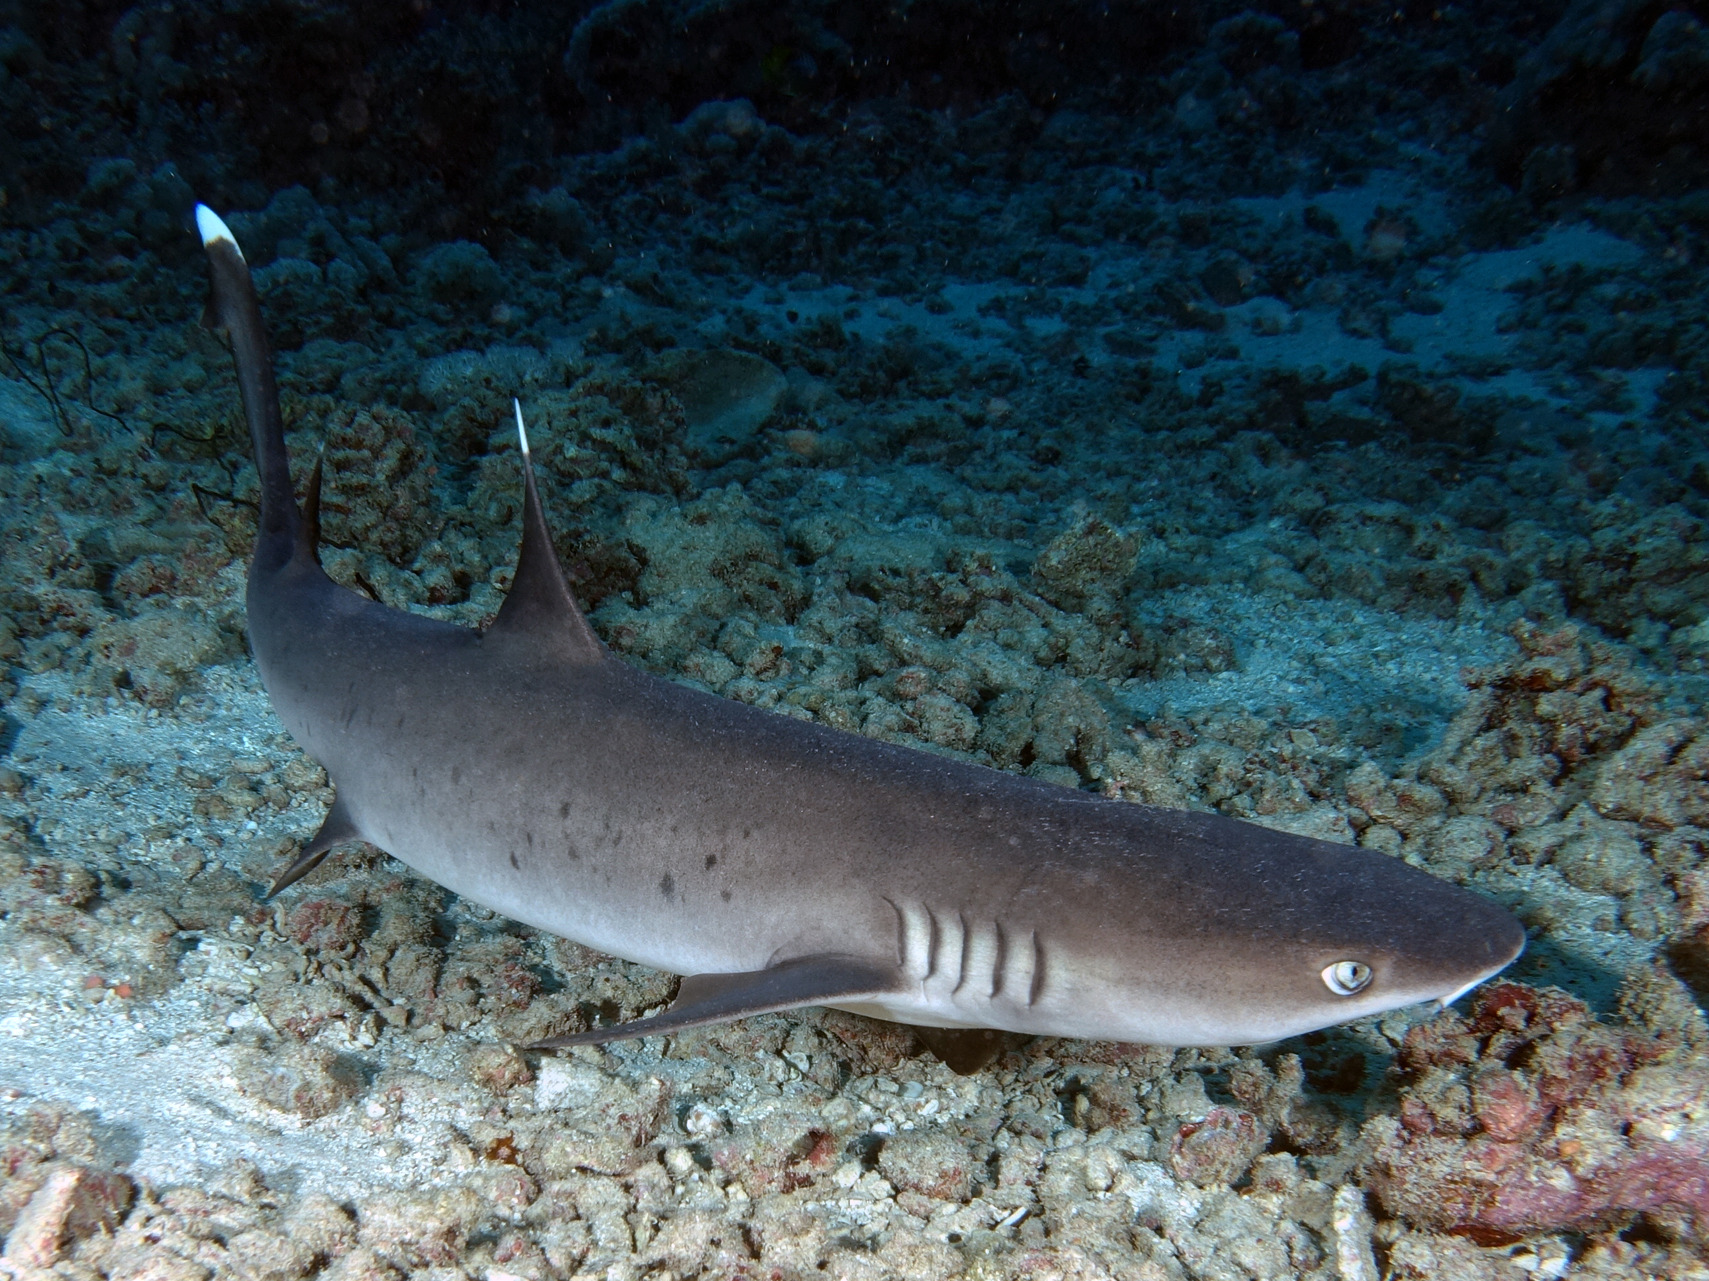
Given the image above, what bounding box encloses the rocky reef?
[0,0,1707,1276]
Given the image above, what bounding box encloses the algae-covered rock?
[413,241,502,307]
[877,1130,974,1201]
[292,405,441,567]
[3,1161,134,1269]
[234,1045,364,1119]
[652,348,785,454]
[356,1188,481,1270]
[0,376,62,459]
[1031,514,1140,612]
[1363,977,1709,1238]
[619,488,805,622]
[85,603,238,707]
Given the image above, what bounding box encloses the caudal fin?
[196,205,300,567]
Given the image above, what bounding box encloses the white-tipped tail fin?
[515,398,530,458]
[194,205,244,260]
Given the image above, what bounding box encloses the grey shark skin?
[196,204,1525,1051]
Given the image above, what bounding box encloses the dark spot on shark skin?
[721,889,732,902]
[613,830,624,848]
[743,827,752,840]
[396,714,405,729]
[510,851,520,870]
[705,854,717,870]
[564,842,580,862]
[660,874,674,899]
[559,801,570,820]
[452,766,462,786]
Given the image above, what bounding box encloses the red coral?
[1169,1107,1265,1185]
[1470,1067,1545,1142]
[1363,981,1709,1237]
[285,898,363,952]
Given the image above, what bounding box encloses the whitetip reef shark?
[195,203,1523,1060]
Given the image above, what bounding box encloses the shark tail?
[195,205,301,569]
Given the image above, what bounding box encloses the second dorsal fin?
[486,400,605,664]
[295,451,325,566]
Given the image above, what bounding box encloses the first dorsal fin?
[485,400,604,664]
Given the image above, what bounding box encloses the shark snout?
[1324,886,1528,1022]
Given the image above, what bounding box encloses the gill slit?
[884,897,905,968]
[952,912,970,995]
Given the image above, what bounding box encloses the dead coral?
[1361,973,1709,1242]
[1030,512,1140,614]
[0,1107,135,1272]
[1387,621,1708,946]
[83,603,240,707]
[290,404,442,567]
[356,1187,481,1271]
[233,1044,364,1119]
[1569,501,1709,646]
[1423,621,1663,826]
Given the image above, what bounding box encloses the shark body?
[196,205,1524,1052]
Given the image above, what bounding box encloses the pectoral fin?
[528,954,902,1048]
[266,792,365,898]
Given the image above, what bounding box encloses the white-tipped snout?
[1436,957,1517,1010]
[194,205,243,259]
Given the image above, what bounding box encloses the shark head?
[1029,802,1528,1047]
[1213,870,1527,1042]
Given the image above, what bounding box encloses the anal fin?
[266,792,364,898]
[527,954,902,1049]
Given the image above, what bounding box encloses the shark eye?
[1322,961,1372,996]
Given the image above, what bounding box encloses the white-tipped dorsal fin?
[486,400,605,664]
[194,204,244,260]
